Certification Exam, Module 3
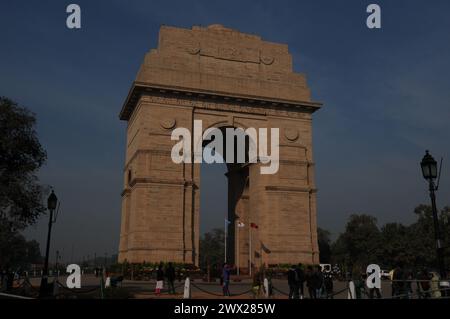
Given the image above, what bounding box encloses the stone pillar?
[118,99,195,264]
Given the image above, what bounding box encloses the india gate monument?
[118,24,321,270]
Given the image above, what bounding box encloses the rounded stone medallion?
[260,54,274,65]
[186,46,200,55]
[160,118,176,130]
[284,128,299,142]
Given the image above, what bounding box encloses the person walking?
[355,271,367,299]
[287,265,298,299]
[368,284,382,298]
[405,269,414,299]
[392,264,405,298]
[306,265,316,299]
[266,268,274,298]
[368,280,382,299]
[314,265,324,299]
[252,269,262,299]
[430,272,441,299]
[0,269,6,292]
[296,263,305,299]
[324,271,334,298]
[366,267,381,299]
[417,267,431,299]
[155,263,164,296]
[222,263,231,297]
[166,262,176,295]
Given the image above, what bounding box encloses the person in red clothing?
[155,263,164,296]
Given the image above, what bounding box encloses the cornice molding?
[119,83,322,121]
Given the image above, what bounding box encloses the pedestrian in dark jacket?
[296,264,305,299]
[287,265,299,299]
[417,268,431,299]
[266,268,274,297]
[392,265,405,298]
[306,265,316,299]
[222,263,231,296]
[324,272,334,298]
[252,270,262,298]
[166,262,176,294]
[0,269,6,292]
[314,265,324,298]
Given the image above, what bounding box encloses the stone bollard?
[264,278,269,298]
[183,277,191,299]
[105,277,111,288]
[347,281,356,299]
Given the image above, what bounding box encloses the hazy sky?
[1,0,449,262]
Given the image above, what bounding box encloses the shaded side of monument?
[118,24,322,269]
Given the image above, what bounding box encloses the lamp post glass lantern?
[47,191,58,210]
[421,150,438,180]
[39,190,58,297]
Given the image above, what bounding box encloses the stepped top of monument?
[120,24,320,120]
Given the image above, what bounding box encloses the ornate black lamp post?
[420,151,446,280]
[39,190,58,297]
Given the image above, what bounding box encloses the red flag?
[250,223,258,229]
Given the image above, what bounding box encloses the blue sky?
[1,0,449,262]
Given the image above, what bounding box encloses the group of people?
[152,263,445,299]
[153,262,176,295]
[390,266,444,299]
[287,264,333,299]
[222,263,274,298]
[348,265,447,299]
[0,269,16,292]
[151,262,235,297]
[94,260,450,299]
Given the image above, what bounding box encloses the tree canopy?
[0,97,46,269]
[0,96,47,231]
[199,228,225,275]
[318,227,332,263]
[329,205,450,272]
[0,222,42,269]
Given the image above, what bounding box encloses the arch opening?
[199,126,253,273]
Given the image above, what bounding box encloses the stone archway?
[118,24,322,268]
[200,124,253,269]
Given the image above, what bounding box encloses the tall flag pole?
[249,223,258,276]
[224,218,231,263]
[249,224,251,276]
[236,221,245,276]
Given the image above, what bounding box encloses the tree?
[379,222,413,268]
[317,227,332,263]
[199,228,224,276]
[329,205,450,272]
[0,97,47,232]
[441,206,450,268]
[0,222,42,269]
[407,205,450,269]
[331,214,381,271]
[0,97,46,270]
